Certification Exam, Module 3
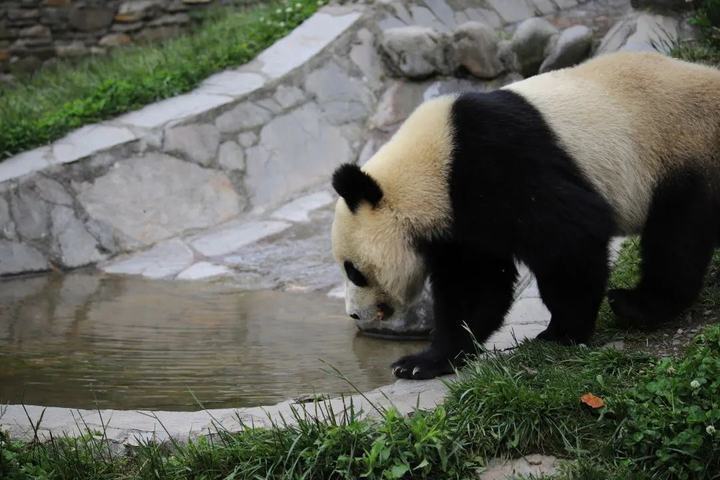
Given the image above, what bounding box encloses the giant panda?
[331,52,720,380]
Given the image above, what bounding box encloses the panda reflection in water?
[331,52,720,380]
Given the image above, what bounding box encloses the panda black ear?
[332,163,383,213]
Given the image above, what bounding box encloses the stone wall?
[0,5,368,276]
[0,0,252,80]
[0,0,693,278]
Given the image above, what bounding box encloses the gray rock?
[7,9,39,21]
[148,14,191,27]
[422,0,457,30]
[0,196,16,240]
[0,240,48,275]
[215,102,273,133]
[355,283,435,338]
[350,28,384,89]
[596,13,638,55]
[409,5,449,32]
[554,0,578,8]
[379,26,448,79]
[98,33,132,47]
[103,239,195,279]
[462,8,502,29]
[76,154,243,246]
[497,40,520,74]
[68,6,114,31]
[532,0,557,15]
[245,103,352,206]
[164,124,220,167]
[511,17,559,77]
[33,177,74,206]
[539,25,593,73]
[478,454,559,480]
[449,22,504,79]
[190,219,291,257]
[486,0,535,24]
[55,41,88,58]
[273,85,305,110]
[221,216,339,291]
[256,98,282,114]
[19,25,51,38]
[111,22,144,33]
[117,0,165,21]
[50,205,105,268]
[598,11,680,55]
[370,80,429,130]
[10,185,49,240]
[85,218,119,254]
[217,141,245,172]
[177,262,231,281]
[622,13,679,53]
[305,61,373,124]
[237,132,258,148]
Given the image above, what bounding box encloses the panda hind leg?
[608,170,717,328]
[533,241,609,345]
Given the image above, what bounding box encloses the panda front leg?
[392,251,517,380]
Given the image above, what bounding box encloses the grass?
[0,0,321,161]
[4,239,720,480]
[671,0,720,65]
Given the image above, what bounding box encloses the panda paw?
[607,288,670,329]
[391,349,456,380]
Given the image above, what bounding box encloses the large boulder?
[539,25,593,73]
[76,153,243,247]
[511,18,559,77]
[449,22,505,79]
[380,26,448,79]
[597,12,680,55]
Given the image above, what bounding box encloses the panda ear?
[332,163,383,213]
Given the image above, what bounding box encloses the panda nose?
[349,313,360,320]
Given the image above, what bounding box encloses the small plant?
[616,325,720,479]
[693,0,720,47]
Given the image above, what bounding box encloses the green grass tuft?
[0,0,320,161]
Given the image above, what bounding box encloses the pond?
[0,273,426,411]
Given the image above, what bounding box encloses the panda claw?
[392,366,401,377]
[412,366,421,377]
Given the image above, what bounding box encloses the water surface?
[0,273,426,410]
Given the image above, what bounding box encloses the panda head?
[331,163,427,324]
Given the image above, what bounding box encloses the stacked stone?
[380,17,594,81]
[0,0,235,81]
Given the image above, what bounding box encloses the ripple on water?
[0,273,427,410]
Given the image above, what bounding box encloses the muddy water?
[0,273,427,411]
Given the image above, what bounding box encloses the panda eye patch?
[344,261,369,287]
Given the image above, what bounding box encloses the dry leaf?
[580,393,605,409]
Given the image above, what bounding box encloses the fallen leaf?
[580,393,605,409]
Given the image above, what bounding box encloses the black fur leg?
[391,347,458,380]
[523,224,611,346]
[613,170,717,327]
[536,324,576,345]
[607,288,673,328]
[392,245,518,380]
